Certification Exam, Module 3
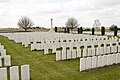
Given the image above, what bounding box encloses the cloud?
[97,0,120,6]
[0,0,10,3]
[0,0,120,28]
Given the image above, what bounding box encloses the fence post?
[114,26,118,36]
[64,28,66,33]
[67,27,70,33]
[55,27,57,32]
[101,27,105,35]
[80,27,83,34]
[78,28,80,34]
[92,28,95,35]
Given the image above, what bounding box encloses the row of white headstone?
[0,65,30,80]
[0,32,110,48]
[0,44,7,58]
[0,44,31,80]
[1,33,119,58]
[80,53,120,72]
[56,44,120,61]
[56,49,77,61]
[83,45,119,57]
[32,38,118,55]
[30,36,112,51]
[46,41,115,56]
[0,44,11,67]
[0,55,11,67]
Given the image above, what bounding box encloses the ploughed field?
[0,35,120,80]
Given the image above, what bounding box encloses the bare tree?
[65,17,79,32]
[17,16,34,31]
[109,24,117,31]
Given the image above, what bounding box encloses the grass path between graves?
[0,35,120,80]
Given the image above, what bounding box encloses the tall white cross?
[51,18,53,28]
[49,18,55,32]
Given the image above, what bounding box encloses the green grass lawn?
[0,35,120,80]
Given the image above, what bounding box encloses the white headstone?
[96,47,100,56]
[72,49,76,59]
[86,57,92,70]
[40,43,43,50]
[38,43,43,50]
[118,45,120,52]
[104,47,107,54]
[106,46,111,54]
[83,47,87,57]
[0,68,7,80]
[106,55,109,65]
[80,58,86,71]
[110,54,113,65]
[24,43,29,48]
[87,48,92,56]
[1,49,6,58]
[99,47,104,55]
[37,44,41,50]
[91,48,95,56]
[101,56,105,67]
[10,66,19,80]
[67,50,71,59]
[103,55,108,66]
[0,45,4,51]
[44,48,49,55]
[62,48,66,60]
[21,65,30,80]
[52,47,56,53]
[111,46,117,53]
[117,53,120,64]
[92,56,97,69]
[98,56,102,67]
[107,54,113,65]
[31,44,34,51]
[112,54,117,64]
[77,48,81,58]
[56,51,61,61]
[4,55,11,67]
[0,57,2,67]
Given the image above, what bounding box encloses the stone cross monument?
[49,18,54,32]
[51,18,53,28]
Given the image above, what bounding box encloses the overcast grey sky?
[0,0,120,28]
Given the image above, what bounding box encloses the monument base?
[49,28,55,33]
